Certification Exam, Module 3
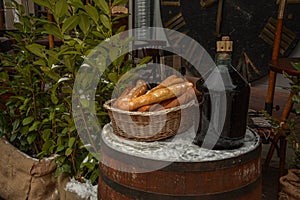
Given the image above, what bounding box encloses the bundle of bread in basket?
[104,75,201,141]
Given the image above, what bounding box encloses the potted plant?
[0,0,138,199]
[278,61,300,200]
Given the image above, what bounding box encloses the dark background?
[161,0,300,81]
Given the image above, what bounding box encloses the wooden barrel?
[98,128,262,200]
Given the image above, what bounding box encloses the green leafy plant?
[285,62,300,169]
[0,0,136,184]
[263,62,300,171]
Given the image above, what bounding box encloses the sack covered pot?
[279,169,300,200]
[0,138,58,200]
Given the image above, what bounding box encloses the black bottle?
[194,36,250,150]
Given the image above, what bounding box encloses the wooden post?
[215,0,224,38]
[272,0,286,61]
[47,10,54,49]
[0,9,3,30]
[265,0,287,115]
[280,88,297,121]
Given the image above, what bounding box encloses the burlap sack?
[0,138,59,200]
[279,169,300,200]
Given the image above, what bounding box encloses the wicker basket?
[104,99,198,141]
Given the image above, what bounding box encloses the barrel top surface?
[101,124,260,162]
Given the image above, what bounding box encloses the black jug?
[194,36,250,150]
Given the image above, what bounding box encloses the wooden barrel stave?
[99,173,262,200]
[99,139,262,199]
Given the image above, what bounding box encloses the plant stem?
[77,96,98,153]
[30,71,38,120]
[69,127,77,174]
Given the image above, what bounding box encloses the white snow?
[65,177,98,200]
[101,123,260,162]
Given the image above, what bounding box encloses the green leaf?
[79,14,91,35]
[54,0,68,23]
[42,129,52,141]
[62,15,80,33]
[62,87,73,94]
[10,134,17,142]
[114,24,127,34]
[33,59,46,66]
[85,5,99,23]
[58,50,81,56]
[27,133,37,144]
[22,116,34,126]
[292,94,300,104]
[33,0,51,9]
[108,72,118,83]
[68,137,76,148]
[61,127,68,134]
[79,98,89,108]
[291,62,300,72]
[109,47,119,61]
[43,23,63,40]
[65,148,73,156]
[26,44,46,58]
[91,31,106,39]
[19,97,31,111]
[61,163,72,173]
[292,84,300,90]
[56,145,65,153]
[20,126,29,135]
[113,0,129,6]
[42,140,55,153]
[89,170,99,184]
[12,120,20,134]
[100,14,110,29]
[29,121,41,132]
[40,66,60,82]
[112,13,128,22]
[137,56,152,66]
[70,0,84,12]
[94,0,110,15]
[62,55,73,72]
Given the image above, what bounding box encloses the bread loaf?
[127,79,148,98]
[137,98,175,112]
[137,104,154,112]
[119,82,193,111]
[149,75,184,93]
[162,87,195,109]
[114,80,147,109]
[113,85,133,108]
[152,98,176,111]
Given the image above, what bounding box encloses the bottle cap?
[216,36,233,53]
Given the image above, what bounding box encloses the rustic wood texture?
[98,140,262,200]
[269,57,300,76]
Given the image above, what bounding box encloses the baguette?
[163,87,195,109]
[113,85,134,108]
[137,104,154,112]
[127,79,148,98]
[114,80,147,109]
[137,98,175,112]
[119,82,193,111]
[153,98,176,111]
[149,75,184,93]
